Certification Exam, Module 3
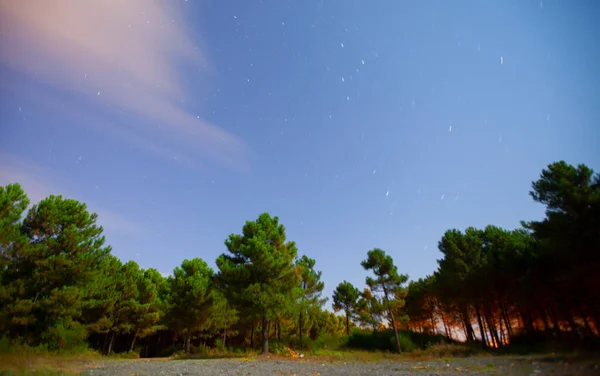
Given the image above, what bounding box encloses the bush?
[41,320,88,352]
[156,344,180,358]
[396,333,417,352]
[347,330,417,352]
[268,341,288,355]
[309,335,348,354]
[345,329,455,353]
[0,337,10,353]
[289,334,348,354]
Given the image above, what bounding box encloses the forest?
[0,161,598,357]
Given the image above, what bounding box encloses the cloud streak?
[0,0,247,168]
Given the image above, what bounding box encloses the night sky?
[1,0,598,302]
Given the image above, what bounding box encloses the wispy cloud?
[0,0,248,168]
[0,153,147,237]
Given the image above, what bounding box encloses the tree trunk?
[299,312,304,348]
[520,311,534,335]
[261,316,269,355]
[548,307,562,338]
[185,328,192,354]
[498,316,506,345]
[345,312,350,336]
[461,306,475,342]
[500,303,513,339]
[250,323,255,348]
[484,308,501,347]
[430,315,436,334]
[460,317,469,339]
[538,306,551,334]
[102,332,109,355]
[564,310,580,340]
[442,314,451,339]
[223,307,228,349]
[389,308,402,354]
[129,331,137,353]
[277,321,281,342]
[475,307,488,347]
[578,304,595,337]
[107,331,115,355]
[382,284,402,354]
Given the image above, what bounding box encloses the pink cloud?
[0,0,248,168]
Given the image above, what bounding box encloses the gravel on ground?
[81,355,600,376]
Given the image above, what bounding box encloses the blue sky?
[1,0,598,303]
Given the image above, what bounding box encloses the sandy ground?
[80,355,600,376]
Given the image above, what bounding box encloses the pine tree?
[356,288,384,331]
[0,183,31,337]
[361,248,409,353]
[295,255,327,348]
[332,281,360,336]
[17,194,110,349]
[216,213,300,354]
[169,258,215,354]
[128,268,167,352]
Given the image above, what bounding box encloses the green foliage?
[402,161,600,351]
[205,291,239,348]
[295,255,326,347]
[355,288,384,330]
[332,281,360,335]
[169,258,215,353]
[216,213,300,354]
[346,330,416,352]
[361,248,409,353]
[0,183,29,248]
[0,160,597,358]
[1,192,110,346]
[41,319,88,352]
[307,334,349,354]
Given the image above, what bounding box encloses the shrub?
[347,330,417,352]
[310,334,348,354]
[0,337,10,353]
[345,329,453,352]
[41,320,88,352]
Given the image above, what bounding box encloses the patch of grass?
[0,351,97,375]
[419,343,490,358]
[302,349,404,363]
[174,346,259,360]
[0,339,100,375]
[105,351,140,359]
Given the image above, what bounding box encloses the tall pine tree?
[216,213,300,354]
[332,281,360,336]
[361,248,409,353]
[295,255,326,348]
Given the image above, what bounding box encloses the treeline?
[307,161,598,352]
[0,187,348,355]
[0,161,598,356]
[402,161,600,348]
